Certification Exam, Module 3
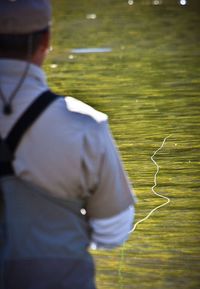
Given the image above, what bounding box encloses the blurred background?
[46,1,200,288]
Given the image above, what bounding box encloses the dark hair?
[0,27,49,59]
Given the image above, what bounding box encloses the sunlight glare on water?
[128,0,134,5]
[86,13,97,20]
[153,0,162,5]
[180,0,187,5]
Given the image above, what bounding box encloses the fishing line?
[118,135,171,288]
[130,135,171,233]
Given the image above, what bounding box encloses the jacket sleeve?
[81,120,137,248]
[89,206,135,249]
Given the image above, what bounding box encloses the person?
[0,0,137,288]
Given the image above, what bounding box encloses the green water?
[47,1,200,288]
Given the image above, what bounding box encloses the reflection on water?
[49,1,200,288]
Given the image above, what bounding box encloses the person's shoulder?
[65,96,108,125]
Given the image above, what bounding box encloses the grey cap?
[0,0,52,34]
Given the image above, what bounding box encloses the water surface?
[47,1,200,288]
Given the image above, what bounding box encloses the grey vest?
[0,91,96,289]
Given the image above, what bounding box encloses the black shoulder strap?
[6,90,59,152]
[0,90,59,177]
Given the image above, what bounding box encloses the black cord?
[0,34,33,115]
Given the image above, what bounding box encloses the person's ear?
[40,30,51,54]
[31,30,51,66]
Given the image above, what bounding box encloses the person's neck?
[0,53,44,67]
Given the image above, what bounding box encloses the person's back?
[0,1,136,288]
